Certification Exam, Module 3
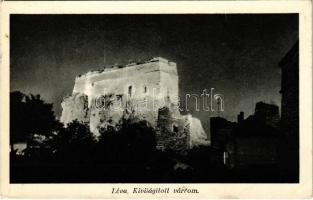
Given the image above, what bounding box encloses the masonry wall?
[61,58,209,148]
[60,93,89,125]
[63,58,179,136]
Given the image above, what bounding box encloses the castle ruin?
[60,57,209,151]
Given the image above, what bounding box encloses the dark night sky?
[10,14,298,134]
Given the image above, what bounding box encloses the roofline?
[279,39,299,67]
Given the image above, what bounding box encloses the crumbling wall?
[60,93,90,125]
[61,57,210,150]
[184,114,210,148]
[156,127,189,154]
[156,106,190,154]
[89,93,160,138]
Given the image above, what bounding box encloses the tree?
[49,120,95,163]
[10,91,59,144]
[96,119,157,163]
[10,91,27,143]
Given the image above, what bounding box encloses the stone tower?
[61,57,209,150]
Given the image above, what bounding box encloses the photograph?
[9,13,300,184]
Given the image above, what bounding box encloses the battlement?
[76,57,176,79]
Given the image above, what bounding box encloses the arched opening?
[144,86,147,93]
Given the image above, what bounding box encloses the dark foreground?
[11,149,296,183]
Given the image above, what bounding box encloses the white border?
[0,1,312,198]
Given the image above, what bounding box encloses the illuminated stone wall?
[61,57,209,149]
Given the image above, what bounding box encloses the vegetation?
[10,91,60,144]
[10,91,283,183]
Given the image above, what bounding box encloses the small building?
[226,103,280,168]
[210,117,235,149]
[279,40,299,181]
[210,102,281,168]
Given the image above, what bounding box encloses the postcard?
[0,1,312,198]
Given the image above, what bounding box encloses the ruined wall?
[156,106,190,153]
[62,57,178,134]
[156,106,209,152]
[61,57,209,149]
[184,114,210,147]
[60,93,90,125]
